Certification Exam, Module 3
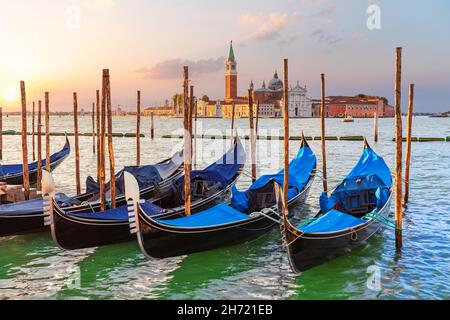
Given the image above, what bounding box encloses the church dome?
[268,70,283,90]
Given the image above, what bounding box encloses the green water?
[0,116,449,299]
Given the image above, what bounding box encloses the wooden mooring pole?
[183,66,192,216]
[231,102,236,132]
[248,86,256,182]
[136,90,141,166]
[92,103,96,154]
[321,73,328,194]
[37,101,42,191]
[96,90,100,182]
[374,112,378,143]
[150,112,154,140]
[394,47,403,250]
[0,107,3,160]
[282,59,290,214]
[193,99,198,169]
[255,100,260,137]
[20,81,30,200]
[73,92,81,195]
[404,84,414,204]
[105,69,116,209]
[100,76,107,211]
[32,101,36,161]
[189,85,194,177]
[45,92,50,172]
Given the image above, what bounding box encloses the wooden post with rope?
[20,81,30,200]
[183,66,192,216]
[404,84,414,204]
[136,90,141,166]
[321,73,328,194]
[394,47,403,250]
[37,101,42,191]
[73,92,81,195]
[282,59,290,216]
[248,86,256,182]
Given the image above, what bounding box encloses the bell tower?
[225,41,237,101]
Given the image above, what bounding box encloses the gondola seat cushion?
[300,210,364,233]
[156,203,250,228]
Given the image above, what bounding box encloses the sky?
[0,0,449,112]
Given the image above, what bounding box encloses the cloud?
[240,12,298,44]
[135,57,225,80]
[311,28,342,45]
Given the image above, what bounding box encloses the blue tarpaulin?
[345,146,392,188]
[300,209,365,233]
[304,145,392,233]
[231,145,317,211]
[155,203,250,227]
[0,139,70,176]
[85,151,183,195]
[173,138,245,191]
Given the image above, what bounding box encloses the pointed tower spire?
[228,41,235,62]
[274,69,279,78]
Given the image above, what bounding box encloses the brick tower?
[225,41,237,101]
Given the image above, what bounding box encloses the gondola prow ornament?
[124,171,141,235]
[41,170,55,228]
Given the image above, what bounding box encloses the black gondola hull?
[138,213,277,259]
[0,170,183,238]
[0,215,48,236]
[51,181,232,250]
[136,173,314,259]
[285,196,392,273]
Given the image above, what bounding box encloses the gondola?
[275,140,393,273]
[0,150,184,237]
[126,135,316,259]
[0,136,70,185]
[44,137,245,250]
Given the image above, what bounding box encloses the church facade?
[195,41,312,118]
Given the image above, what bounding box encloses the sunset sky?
[0,0,449,112]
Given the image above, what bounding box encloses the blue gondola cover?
[232,145,316,211]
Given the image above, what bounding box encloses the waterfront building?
[310,95,394,118]
[143,106,173,116]
[288,82,313,117]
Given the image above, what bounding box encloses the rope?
[363,211,402,231]
[80,201,95,213]
[255,208,281,225]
